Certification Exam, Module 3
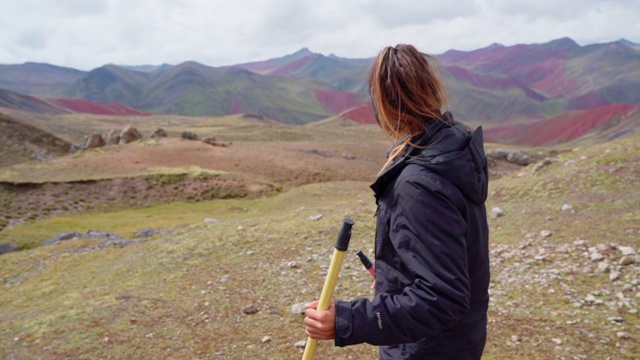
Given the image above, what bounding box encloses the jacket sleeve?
[335,173,471,347]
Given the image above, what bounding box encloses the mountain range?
[0,37,639,145]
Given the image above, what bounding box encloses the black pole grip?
[335,218,355,251]
[356,250,373,269]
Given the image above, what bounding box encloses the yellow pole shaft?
[301,249,347,360]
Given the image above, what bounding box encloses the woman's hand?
[303,299,336,340]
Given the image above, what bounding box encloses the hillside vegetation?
[1,37,639,141]
[1,118,638,359]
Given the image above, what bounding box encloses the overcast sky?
[1,0,639,70]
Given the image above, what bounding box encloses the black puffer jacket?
[335,112,490,359]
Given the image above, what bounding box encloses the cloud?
[0,0,638,69]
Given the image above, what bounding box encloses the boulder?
[151,128,167,138]
[486,149,535,166]
[0,243,19,255]
[181,131,198,141]
[105,129,121,145]
[84,133,105,149]
[42,231,81,246]
[119,125,142,144]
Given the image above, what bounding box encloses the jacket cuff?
[334,300,352,347]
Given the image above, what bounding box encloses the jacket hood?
[372,112,488,205]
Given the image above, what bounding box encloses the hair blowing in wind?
[369,44,448,172]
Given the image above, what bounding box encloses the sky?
[1,0,639,70]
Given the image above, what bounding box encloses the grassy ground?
[1,131,638,359]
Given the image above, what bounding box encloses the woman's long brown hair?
[369,44,448,173]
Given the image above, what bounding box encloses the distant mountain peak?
[292,47,314,56]
[546,37,579,50]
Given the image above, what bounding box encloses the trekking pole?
[302,217,355,360]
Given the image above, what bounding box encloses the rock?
[618,246,636,256]
[597,261,610,273]
[242,304,259,315]
[151,128,167,138]
[119,126,142,144]
[491,207,505,219]
[42,231,81,246]
[585,294,597,303]
[306,148,331,158]
[261,336,272,343]
[294,340,307,349]
[0,243,19,255]
[134,228,156,238]
[85,229,121,238]
[291,302,307,314]
[309,214,323,221]
[590,252,604,261]
[540,230,552,238]
[561,203,575,212]
[609,271,620,281]
[486,149,534,166]
[204,218,223,224]
[100,238,134,248]
[617,332,631,339]
[202,136,217,145]
[342,152,355,160]
[105,129,121,145]
[84,133,105,149]
[619,255,635,265]
[181,131,198,141]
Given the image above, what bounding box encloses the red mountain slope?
[339,103,376,124]
[315,90,363,114]
[484,104,640,146]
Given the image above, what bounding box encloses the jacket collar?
[370,112,454,197]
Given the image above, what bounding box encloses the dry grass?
[1,118,639,359]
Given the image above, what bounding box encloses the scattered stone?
[85,229,122,238]
[42,231,82,246]
[491,207,505,219]
[294,340,307,349]
[540,230,552,238]
[261,336,272,343]
[181,131,198,141]
[101,237,134,248]
[617,332,631,339]
[590,252,604,261]
[561,203,575,212]
[202,137,226,146]
[531,158,555,173]
[151,128,167,138]
[105,129,121,145]
[607,316,624,323]
[619,255,635,266]
[609,271,620,281]
[618,246,636,256]
[486,149,535,166]
[585,294,597,303]
[242,304,259,315]
[0,243,19,255]
[287,261,298,268]
[204,218,223,224]
[119,125,142,144]
[309,214,323,221]
[134,228,157,238]
[305,148,331,158]
[84,133,105,149]
[291,303,307,314]
[597,261,610,273]
[342,152,355,160]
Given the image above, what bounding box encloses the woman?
[304,44,490,359]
